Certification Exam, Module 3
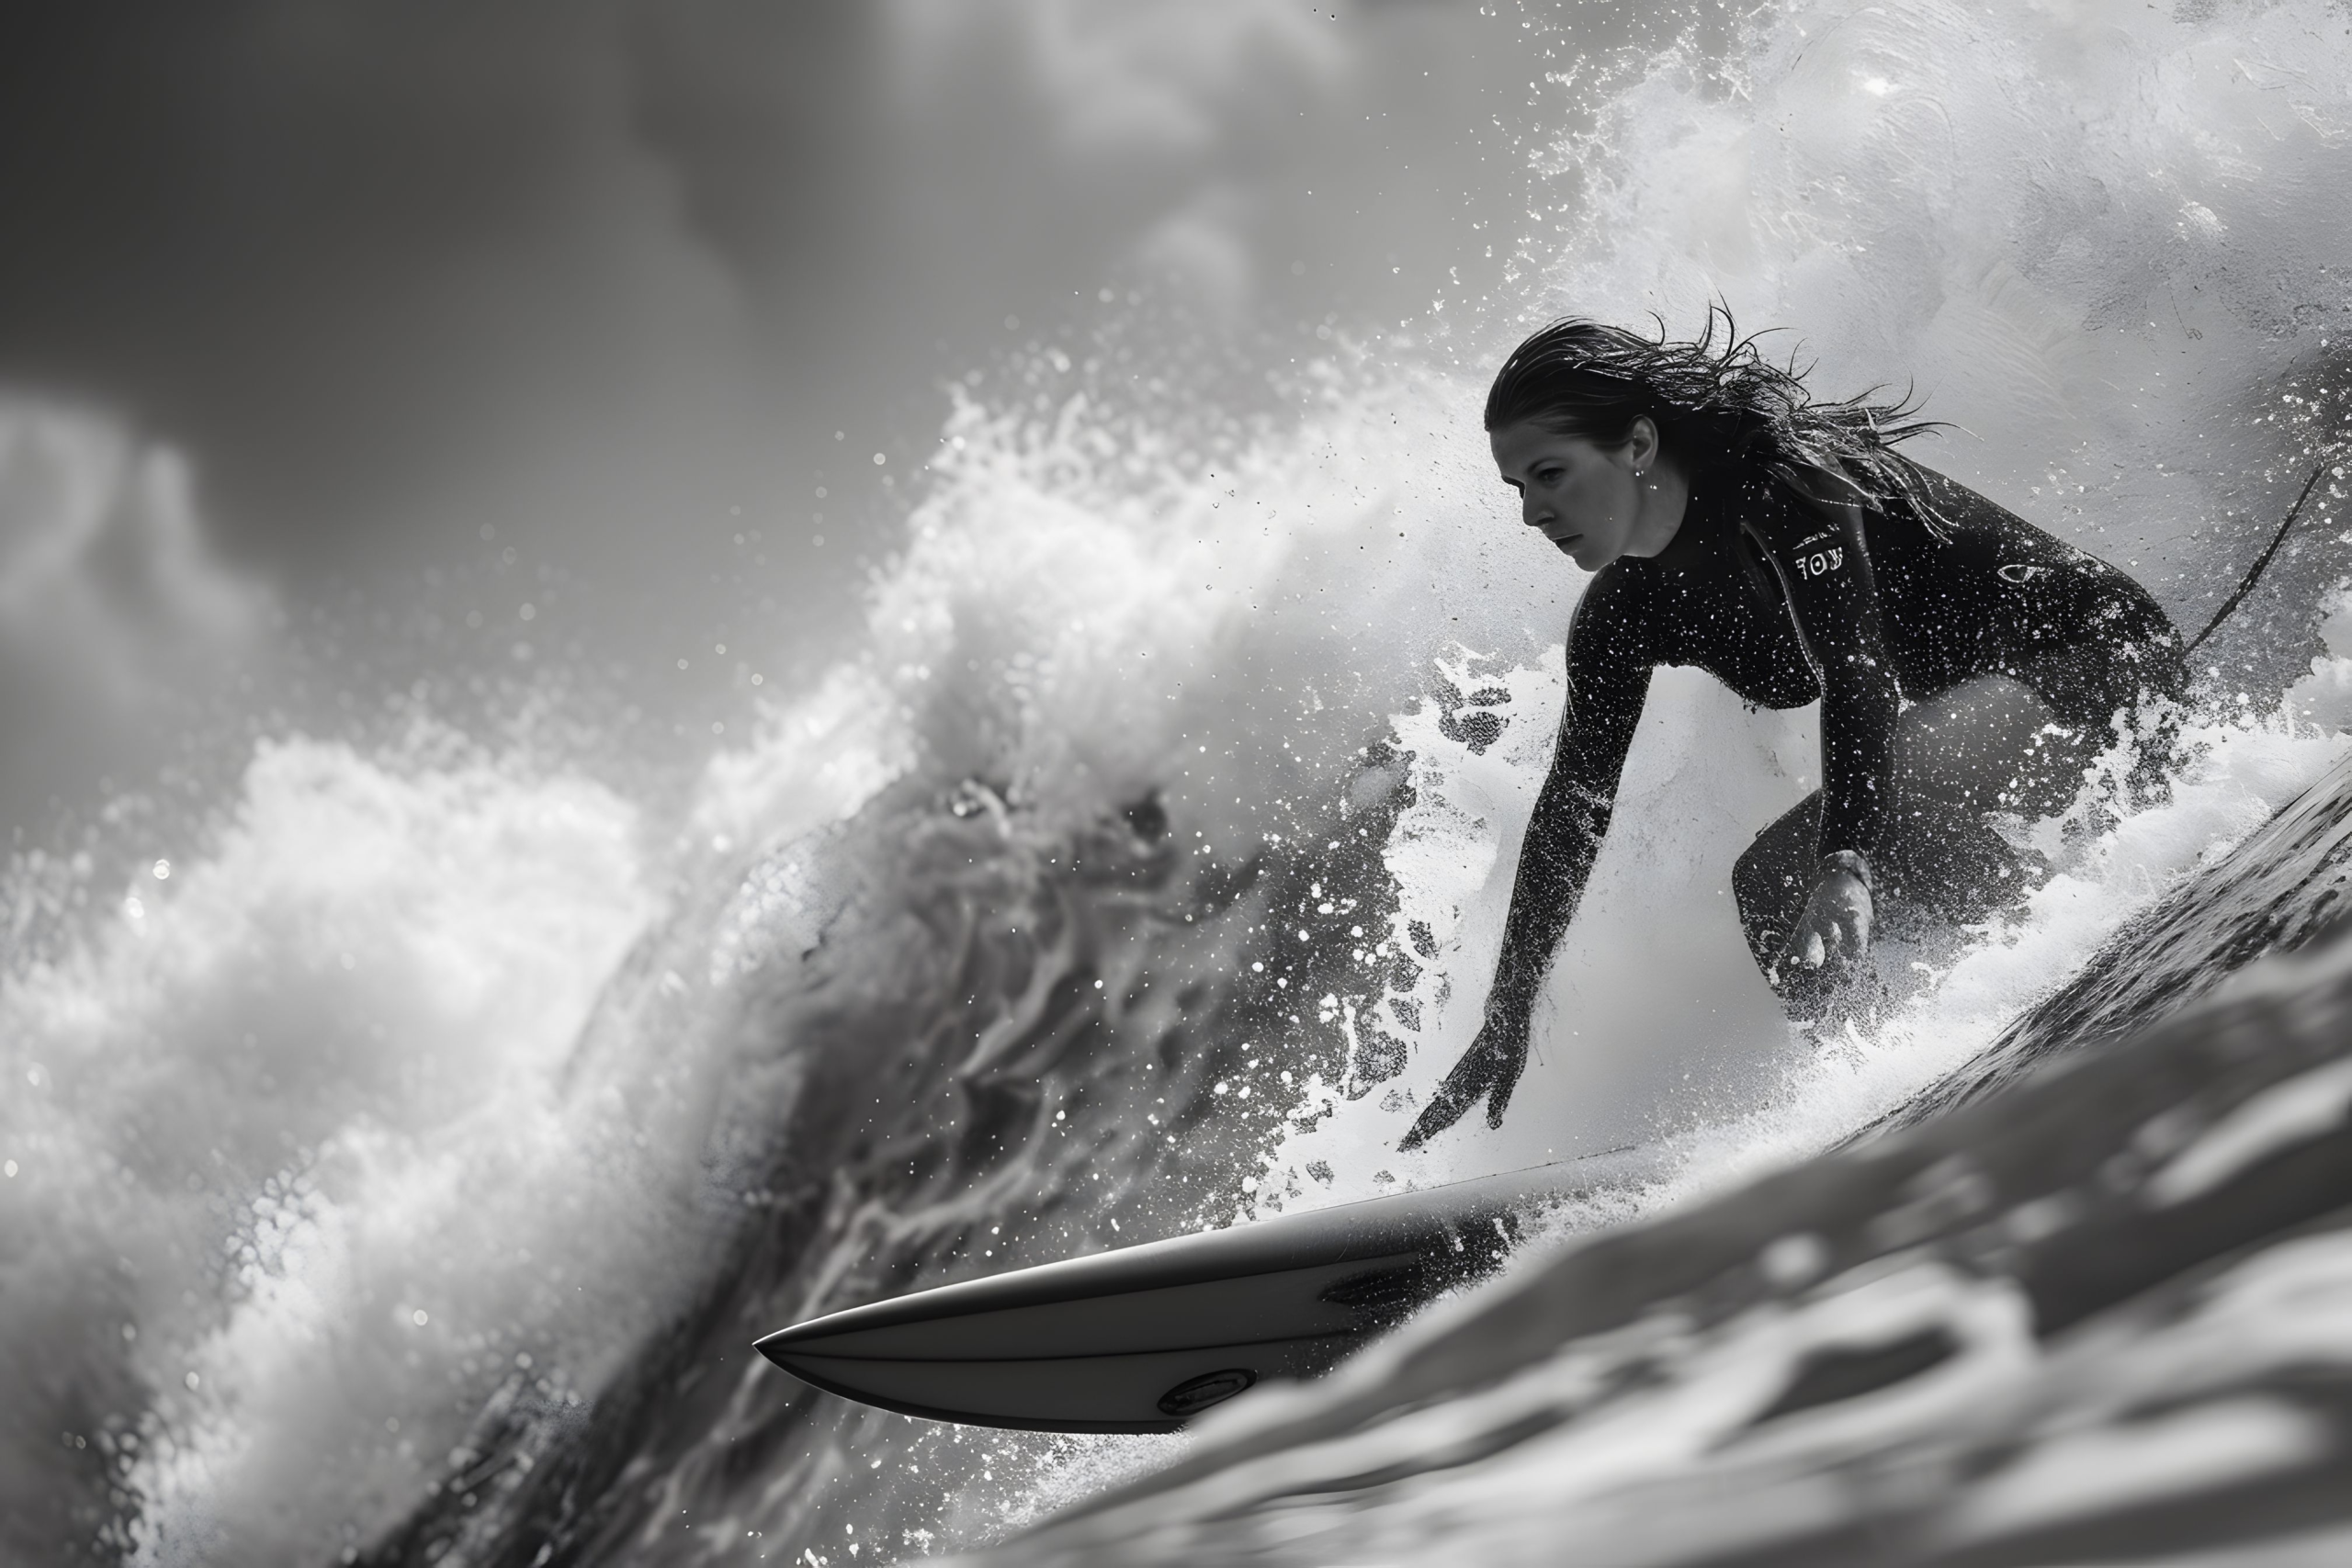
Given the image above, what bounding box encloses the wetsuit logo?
[1997,563,2046,584]
[1792,546,1845,581]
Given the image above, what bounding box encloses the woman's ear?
[1623,415,1662,473]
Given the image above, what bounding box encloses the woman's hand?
[1773,852,1873,985]
[1398,1009,1531,1150]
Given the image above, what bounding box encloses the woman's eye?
[1535,468,1563,484]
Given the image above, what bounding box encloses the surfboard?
[753,1146,1658,1432]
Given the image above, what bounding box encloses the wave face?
[2,1,2349,1565]
[982,749,2352,1567]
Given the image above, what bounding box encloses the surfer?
[1401,310,2188,1149]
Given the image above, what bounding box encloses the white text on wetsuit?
[1792,546,1845,581]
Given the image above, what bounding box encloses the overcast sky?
[0,0,1577,823]
[1,1,1540,589]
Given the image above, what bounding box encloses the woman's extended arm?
[1751,469,1904,978]
[1400,586,1651,1148]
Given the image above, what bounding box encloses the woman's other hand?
[1774,852,1873,983]
[1398,1009,1532,1150]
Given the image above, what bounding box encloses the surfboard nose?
[750,1257,1385,1432]
[759,1332,1284,1433]
[750,1150,1651,1432]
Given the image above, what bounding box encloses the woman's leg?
[1893,673,2093,815]
[1732,794,1819,976]
[1878,675,2084,932]
[1736,674,2079,1014]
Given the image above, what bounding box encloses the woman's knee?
[1733,799,1818,971]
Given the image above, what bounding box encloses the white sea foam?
[0,734,668,1562]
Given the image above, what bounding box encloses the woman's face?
[1488,417,1665,571]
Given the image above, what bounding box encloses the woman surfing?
[1401,311,2188,1150]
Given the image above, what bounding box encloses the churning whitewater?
[4,1,2351,1564]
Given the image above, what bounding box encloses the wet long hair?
[1485,306,1949,533]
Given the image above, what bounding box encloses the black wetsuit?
[1495,458,2186,1012]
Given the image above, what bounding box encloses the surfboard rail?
[754,1146,1658,1431]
